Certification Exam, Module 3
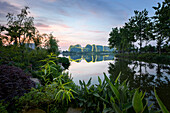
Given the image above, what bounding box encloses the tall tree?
[45,33,59,54]
[108,27,122,52]
[152,0,170,55]
[4,6,35,46]
[129,9,151,52]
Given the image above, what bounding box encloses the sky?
[0,0,164,50]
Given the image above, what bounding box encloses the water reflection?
[66,54,114,63]
[108,58,170,110]
[62,54,114,85]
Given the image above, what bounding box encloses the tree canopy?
[108,0,170,54]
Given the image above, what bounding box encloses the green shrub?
[58,57,70,69]
[0,102,8,113]
[16,73,76,113]
[73,73,168,113]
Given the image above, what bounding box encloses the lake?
[62,53,170,110]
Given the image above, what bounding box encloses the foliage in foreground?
[74,73,169,113]
[16,73,76,113]
[7,55,76,113]
[14,72,168,113]
[0,65,35,102]
[0,54,168,113]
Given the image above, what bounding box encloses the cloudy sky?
[0,0,163,50]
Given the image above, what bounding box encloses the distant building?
[69,54,114,63]
[69,45,83,52]
[83,44,93,52]
[25,43,35,49]
[68,44,114,52]
[96,45,103,52]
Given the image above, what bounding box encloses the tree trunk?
[139,37,142,53]
[158,46,161,56]
[14,37,17,45]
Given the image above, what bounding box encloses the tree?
[152,0,170,55]
[119,27,131,53]
[129,9,151,52]
[3,6,36,46]
[108,24,135,53]
[32,30,43,49]
[45,33,59,54]
[108,27,122,52]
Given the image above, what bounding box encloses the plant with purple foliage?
[0,65,35,101]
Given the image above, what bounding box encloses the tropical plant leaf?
[87,77,92,86]
[104,73,120,102]
[98,76,102,86]
[115,72,121,84]
[112,103,122,113]
[154,88,169,113]
[103,108,112,113]
[132,90,143,113]
[93,93,100,97]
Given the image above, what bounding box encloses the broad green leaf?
[98,76,102,85]
[88,102,92,107]
[87,77,92,86]
[84,83,89,94]
[141,91,146,100]
[112,103,122,113]
[79,102,83,107]
[115,72,121,84]
[103,108,112,113]
[68,91,75,99]
[154,88,169,113]
[93,93,109,103]
[93,93,100,97]
[44,69,47,75]
[110,96,115,103]
[132,90,143,113]
[104,73,120,102]
[62,92,65,100]
[123,102,132,111]
[148,103,153,110]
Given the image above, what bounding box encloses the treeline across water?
[108,0,169,55]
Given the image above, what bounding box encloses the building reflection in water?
[68,54,114,63]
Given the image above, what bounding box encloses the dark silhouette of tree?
[45,33,59,55]
[129,9,151,52]
[4,6,35,45]
[108,25,135,53]
[152,0,170,55]
[108,27,121,52]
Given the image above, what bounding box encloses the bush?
[58,57,70,69]
[0,46,49,72]
[0,65,35,101]
[16,73,76,113]
[0,102,8,113]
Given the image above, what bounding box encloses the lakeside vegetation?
[0,0,169,113]
[115,53,170,65]
[108,0,169,56]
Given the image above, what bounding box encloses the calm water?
[62,54,170,110]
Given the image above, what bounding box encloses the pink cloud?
[35,23,49,28]
[87,30,105,33]
[58,23,71,28]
